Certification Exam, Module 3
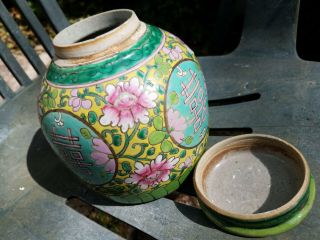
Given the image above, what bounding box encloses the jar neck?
[53,9,145,65]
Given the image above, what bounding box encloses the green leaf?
[170,173,177,180]
[184,136,194,145]
[59,99,67,107]
[83,88,89,95]
[119,76,127,81]
[42,96,48,107]
[80,128,92,139]
[137,70,145,78]
[121,161,132,173]
[186,51,193,58]
[88,111,97,124]
[51,89,58,98]
[95,97,101,106]
[180,149,186,158]
[48,98,55,108]
[80,113,86,120]
[138,128,148,140]
[158,86,165,94]
[114,178,124,184]
[59,89,66,97]
[112,134,122,146]
[149,131,166,145]
[169,91,179,106]
[161,140,173,153]
[102,185,125,194]
[169,148,179,154]
[161,62,171,73]
[95,84,103,93]
[131,187,141,194]
[154,54,162,65]
[147,147,155,156]
[153,116,163,131]
[117,170,127,176]
[153,107,160,115]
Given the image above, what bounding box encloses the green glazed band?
[200,176,316,237]
[47,25,163,85]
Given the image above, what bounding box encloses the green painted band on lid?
[200,177,311,229]
[46,25,163,86]
[201,176,316,237]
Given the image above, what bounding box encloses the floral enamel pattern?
[125,155,179,190]
[68,89,92,112]
[100,77,158,132]
[38,26,208,203]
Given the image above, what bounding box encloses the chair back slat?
[0,40,32,86]
[0,0,70,105]
[37,0,69,32]
[0,75,15,100]
[15,0,55,58]
[0,0,46,75]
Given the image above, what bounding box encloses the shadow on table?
[26,128,122,206]
[27,129,158,239]
[173,201,216,229]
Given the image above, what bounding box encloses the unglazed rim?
[53,9,144,59]
[194,134,310,221]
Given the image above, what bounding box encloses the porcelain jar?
[38,9,208,203]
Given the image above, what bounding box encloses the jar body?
[38,17,208,203]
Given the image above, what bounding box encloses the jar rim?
[53,9,142,59]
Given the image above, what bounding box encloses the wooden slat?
[15,0,55,58]
[0,0,46,75]
[37,0,69,33]
[0,40,32,86]
[0,75,15,100]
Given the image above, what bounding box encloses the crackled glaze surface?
[38,21,208,203]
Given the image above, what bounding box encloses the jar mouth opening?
[53,9,142,59]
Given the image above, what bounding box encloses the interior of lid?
[203,141,305,214]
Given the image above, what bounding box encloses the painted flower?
[125,155,179,190]
[91,138,116,173]
[167,108,187,143]
[100,77,158,132]
[68,89,92,112]
[179,155,193,169]
[162,45,183,60]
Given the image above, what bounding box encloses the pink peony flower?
[100,77,157,132]
[162,45,183,60]
[179,156,193,169]
[167,108,187,143]
[68,89,92,112]
[91,138,116,173]
[125,155,179,190]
